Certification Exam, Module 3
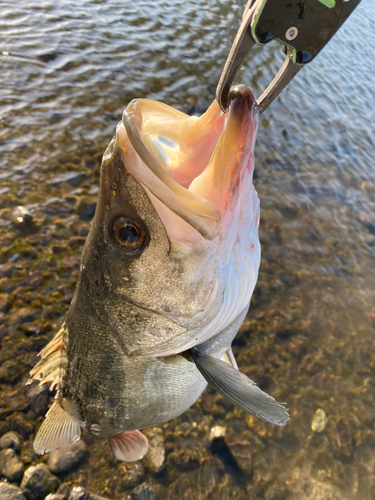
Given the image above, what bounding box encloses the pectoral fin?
[191,349,289,426]
[108,430,148,462]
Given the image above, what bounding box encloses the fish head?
[71,85,260,356]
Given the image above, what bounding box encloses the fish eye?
[110,217,146,253]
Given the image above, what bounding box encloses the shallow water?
[0,0,375,499]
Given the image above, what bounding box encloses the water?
[0,1,374,499]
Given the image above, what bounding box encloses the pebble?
[26,382,49,417]
[311,408,328,433]
[0,482,27,500]
[0,360,22,384]
[132,483,156,500]
[56,484,71,499]
[208,426,226,441]
[68,486,110,500]
[21,464,60,500]
[68,487,89,500]
[11,206,33,225]
[48,441,88,475]
[45,495,66,500]
[48,172,87,188]
[143,428,165,473]
[118,462,145,490]
[75,197,96,221]
[0,448,25,482]
[0,431,22,452]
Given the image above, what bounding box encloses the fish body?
[30,86,289,461]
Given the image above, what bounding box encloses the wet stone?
[0,448,25,482]
[0,482,27,500]
[209,426,226,442]
[75,197,96,221]
[0,360,22,384]
[143,428,165,473]
[311,409,328,433]
[21,464,60,500]
[0,431,22,452]
[132,483,156,500]
[26,383,49,417]
[56,484,71,499]
[11,206,33,225]
[48,441,88,475]
[118,462,145,490]
[42,198,73,216]
[48,171,88,188]
[68,487,89,500]
[68,487,110,500]
[225,436,252,475]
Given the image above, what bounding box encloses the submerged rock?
[311,409,328,433]
[0,448,25,482]
[56,484,71,499]
[0,431,22,452]
[132,483,156,500]
[26,383,49,417]
[68,486,111,500]
[21,464,59,500]
[143,428,165,473]
[11,206,33,226]
[48,441,88,475]
[0,482,27,500]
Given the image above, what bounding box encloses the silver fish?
[29,85,289,462]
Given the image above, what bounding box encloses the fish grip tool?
[216,0,362,114]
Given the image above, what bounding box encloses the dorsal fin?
[28,321,68,391]
[33,398,81,454]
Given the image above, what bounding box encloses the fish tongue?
[189,85,259,216]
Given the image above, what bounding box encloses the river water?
[0,1,374,499]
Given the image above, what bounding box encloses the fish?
[28,85,289,462]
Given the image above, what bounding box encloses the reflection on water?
[0,0,374,499]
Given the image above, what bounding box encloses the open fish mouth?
[117,85,259,242]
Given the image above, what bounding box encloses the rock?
[68,487,89,500]
[48,172,87,188]
[0,431,22,452]
[26,382,49,416]
[11,207,33,225]
[45,495,66,500]
[0,482,27,500]
[208,426,226,442]
[168,457,223,500]
[0,448,25,482]
[56,484,71,499]
[42,198,73,216]
[118,462,145,489]
[21,464,59,500]
[225,435,252,475]
[48,441,88,475]
[311,409,328,433]
[75,197,96,221]
[0,360,22,384]
[143,428,165,473]
[68,487,110,500]
[132,483,156,500]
